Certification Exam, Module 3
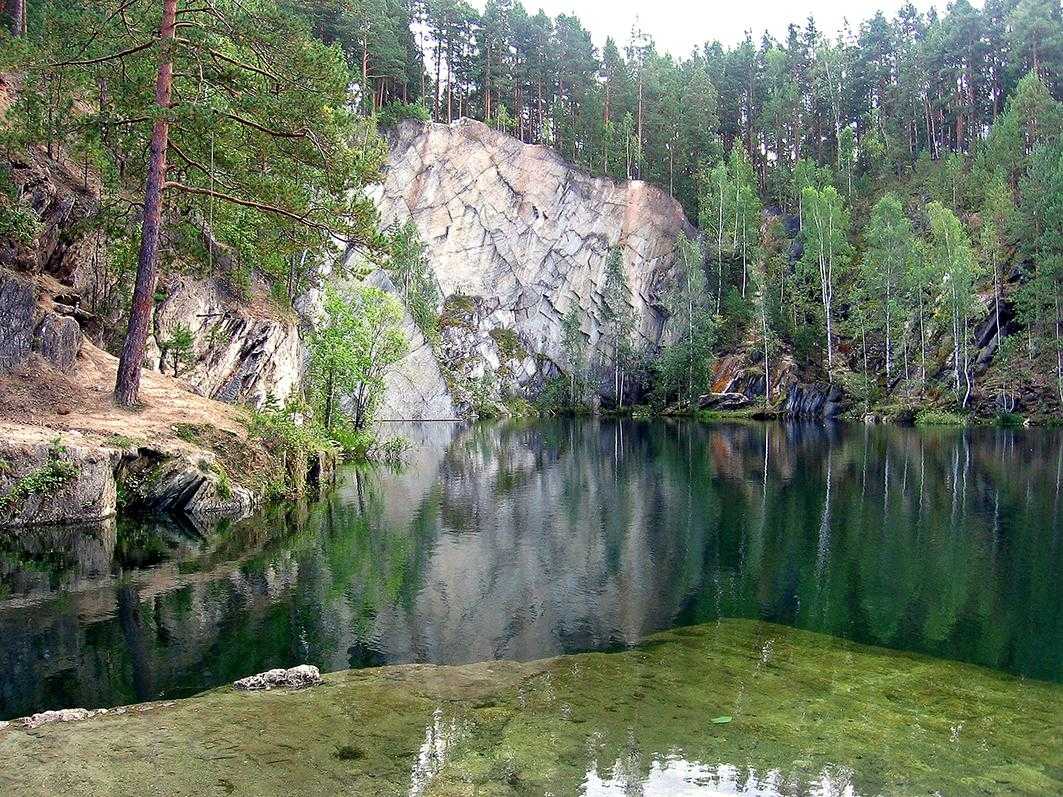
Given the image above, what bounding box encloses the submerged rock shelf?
[1,619,1059,796]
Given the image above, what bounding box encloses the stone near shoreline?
[233,665,322,691]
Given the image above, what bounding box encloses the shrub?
[914,409,968,427]
[377,101,430,131]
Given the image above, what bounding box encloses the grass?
[103,434,139,450]
[914,409,969,427]
[697,407,776,422]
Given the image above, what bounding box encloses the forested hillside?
[3,1,1063,422]
[303,0,1063,419]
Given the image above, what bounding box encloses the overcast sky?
[471,0,978,56]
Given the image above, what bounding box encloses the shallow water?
[2,619,1060,796]
[1,419,1062,722]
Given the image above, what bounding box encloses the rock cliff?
[148,274,302,408]
[371,119,695,412]
[364,271,458,421]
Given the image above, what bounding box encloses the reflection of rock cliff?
[373,119,694,410]
[4,421,1060,718]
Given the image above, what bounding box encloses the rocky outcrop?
[148,274,302,408]
[0,426,256,529]
[0,428,118,528]
[117,449,255,520]
[782,383,847,418]
[0,272,83,375]
[1,143,305,410]
[371,119,694,403]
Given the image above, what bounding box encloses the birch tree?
[800,185,850,380]
[927,202,982,408]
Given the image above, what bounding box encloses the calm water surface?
[1,419,1061,722]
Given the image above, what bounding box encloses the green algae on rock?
[1,619,1060,796]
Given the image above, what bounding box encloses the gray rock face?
[33,312,81,373]
[365,271,458,421]
[783,383,847,418]
[372,119,694,400]
[150,274,302,408]
[0,272,85,375]
[0,273,35,372]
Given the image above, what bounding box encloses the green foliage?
[560,304,588,407]
[308,285,408,432]
[927,201,982,408]
[160,323,196,377]
[0,166,38,244]
[914,409,969,427]
[385,221,440,345]
[245,403,333,459]
[798,184,850,376]
[376,101,430,131]
[853,192,920,387]
[655,232,716,407]
[534,375,576,415]
[6,0,390,309]
[600,246,636,408]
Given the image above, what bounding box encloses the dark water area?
[1,419,1061,721]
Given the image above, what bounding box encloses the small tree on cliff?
[560,304,587,406]
[657,232,714,407]
[310,286,407,433]
[600,246,635,408]
[10,0,387,407]
[927,201,982,408]
[799,185,850,381]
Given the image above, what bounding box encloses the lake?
[2,419,1060,723]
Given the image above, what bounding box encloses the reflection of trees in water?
[1,421,1061,720]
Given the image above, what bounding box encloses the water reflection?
[1,419,1061,720]
[583,758,857,797]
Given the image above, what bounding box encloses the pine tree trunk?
[9,0,25,35]
[114,0,177,408]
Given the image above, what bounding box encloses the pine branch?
[164,181,333,231]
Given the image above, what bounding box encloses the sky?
[470,0,977,56]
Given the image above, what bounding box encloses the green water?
[1,419,1062,792]
[1,619,1060,795]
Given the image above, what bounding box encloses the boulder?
[21,708,93,730]
[233,665,322,691]
[33,311,81,372]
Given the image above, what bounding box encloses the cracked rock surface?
[372,119,694,406]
